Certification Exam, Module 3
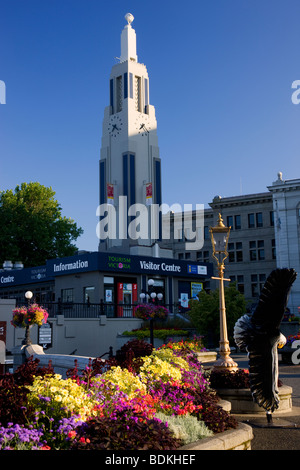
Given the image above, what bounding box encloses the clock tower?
[99,14,162,253]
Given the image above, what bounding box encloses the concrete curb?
[180,423,254,450]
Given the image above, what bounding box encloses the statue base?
[215,385,293,414]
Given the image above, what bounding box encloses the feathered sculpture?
[234,268,297,415]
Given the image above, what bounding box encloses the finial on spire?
[120,13,137,62]
[125,13,134,25]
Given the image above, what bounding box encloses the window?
[258,240,265,260]
[249,241,257,261]
[237,275,244,294]
[116,76,123,112]
[196,250,210,262]
[249,212,263,228]
[249,240,264,261]
[227,216,233,229]
[228,242,243,262]
[248,213,255,228]
[228,242,235,262]
[256,212,263,228]
[251,274,258,297]
[272,239,276,259]
[236,242,243,262]
[235,215,241,230]
[135,76,141,111]
[230,275,244,293]
[270,211,274,226]
[84,287,95,304]
[251,274,266,297]
[204,226,209,239]
[61,288,73,303]
[259,274,266,290]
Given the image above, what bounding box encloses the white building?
[99,14,163,255]
[268,172,300,311]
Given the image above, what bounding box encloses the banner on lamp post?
[107,183,114,205]
[146,183,152,206]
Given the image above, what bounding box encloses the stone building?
[161,192,277,308]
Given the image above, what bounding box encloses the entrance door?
[117,282,137,317]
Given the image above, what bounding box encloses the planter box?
[180,422,253,451]
[215,385,293,414]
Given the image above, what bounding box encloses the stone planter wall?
[180,423,253,450]
[195,351,217,363]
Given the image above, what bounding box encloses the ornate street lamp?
[139,279,163,346]
[210,214,238,371]
[23,290,33,346]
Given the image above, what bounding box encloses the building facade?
[0,251,212,316]
[268,172,300,311]
[161,192,277,308]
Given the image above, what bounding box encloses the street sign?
[38,323,52,349]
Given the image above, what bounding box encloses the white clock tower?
[99,14,162,254]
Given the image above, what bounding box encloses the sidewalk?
[229,354,300,450]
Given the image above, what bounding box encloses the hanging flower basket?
[134,304,169,321]
[11,304,49,328]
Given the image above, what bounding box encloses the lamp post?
[139,279,163,346]
[23,290,33,346]
[210,214,238,371]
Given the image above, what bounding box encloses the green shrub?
[122,328,188,341]
[188,283,247,347]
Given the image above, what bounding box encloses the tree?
[188,283,247,348]
[0,182,83,267]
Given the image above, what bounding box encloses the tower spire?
[120,13,137,63]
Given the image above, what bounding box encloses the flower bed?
[0,339,238,450]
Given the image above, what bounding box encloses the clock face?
[135,115,151,136]
[108,115,123,137]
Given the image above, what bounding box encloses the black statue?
[234,268,297,418]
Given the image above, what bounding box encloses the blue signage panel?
[0,265,51,287]
[99,252,213,278]
[0,252,213,290]
[46,252,100,277]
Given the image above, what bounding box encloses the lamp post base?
[214,342,238,371]
[213,356,238,372]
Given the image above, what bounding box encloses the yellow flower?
[27,375,96,421]
[91,366,147,398]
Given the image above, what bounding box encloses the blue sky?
[1,0,300,252]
